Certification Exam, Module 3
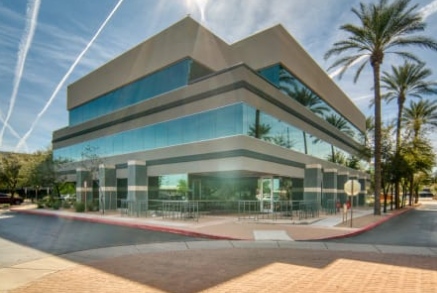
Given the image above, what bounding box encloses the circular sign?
[344,179,361,196]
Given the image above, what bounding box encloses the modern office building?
[52,17,369,212]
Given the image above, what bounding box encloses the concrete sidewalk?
[10,205,406,241]
[2,204,431,293]
[2,240,437,292]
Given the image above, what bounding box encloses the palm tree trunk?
[372,63,382,216]
[394,97,404,209]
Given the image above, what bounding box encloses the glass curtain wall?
[259,64,364,144]
[69,59,212,126]
[148,174,296,203]
[55,103,356,163]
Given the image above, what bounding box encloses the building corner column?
[99,164,117,210]
[323,168,338,213]
[304,164,323,204]
[127,160,148,204]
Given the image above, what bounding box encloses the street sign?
[344,179,361,196]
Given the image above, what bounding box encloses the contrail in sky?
[0,111,28,149]
[15,0,125,152]
[419,0,437,19]
[0,0,40,148]
[329,55,368,79]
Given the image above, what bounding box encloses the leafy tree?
[381,62,437,207]
[401,136,435,204]
[27,150,55,197]
[0,153,22,201]
[325,0,437,215]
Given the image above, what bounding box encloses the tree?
[402,100,437,204]
[325,0,437,215]
[27,150,55,198]
[0,153,22,201]
[403,99,437,140]
[401,136,435,204]
[382,62,437,149]
[381,62,437,207]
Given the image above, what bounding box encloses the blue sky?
[0,0,436,153]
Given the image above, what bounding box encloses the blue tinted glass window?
[258,64,280,86]
[259,64,364,144]
[53,102,358,169]
[69,59,194,126]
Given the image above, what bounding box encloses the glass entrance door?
[259,177,273,213]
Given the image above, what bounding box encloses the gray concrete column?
[99,164,117,210]
[337,171,349,205]
[127,160,148,203]
[304,164,323,203]
[76,168,92,203]
[323,169,337,212]
[291,178,304,201]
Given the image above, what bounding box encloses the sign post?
[344,179,361,227]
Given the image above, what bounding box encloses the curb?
[11,209,241,241]
[309,208,412,241]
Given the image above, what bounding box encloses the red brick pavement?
[11,248,437,293]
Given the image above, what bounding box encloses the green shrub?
[1,204,10,209]
[37,200,45,209]
[87,201,94,212]
[86,200,99,212]
[74,202,85,213]
[62,200,71,209]
[52,201,61,210]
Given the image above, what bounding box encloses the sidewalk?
[9,204,410,241]
[2,204,436,293]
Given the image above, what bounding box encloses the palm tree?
[324,0,437,215]
[382,62,437,150]
[402,99,437,204]
[403,99,437,140]
[381,62,437,208]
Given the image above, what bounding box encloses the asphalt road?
[0,212,203,267]
[329,200,437,247]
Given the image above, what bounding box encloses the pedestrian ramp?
[253,230,294,241]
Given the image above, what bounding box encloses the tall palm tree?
[403,99,437,140]
[382,62,437,151]
[403,99,437,204]
[324,0,437,215]
[381,62,437,208]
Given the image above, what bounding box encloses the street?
[329,200,437,247]
[0,211,202,268]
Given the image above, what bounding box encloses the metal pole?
[350,180,354,228]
